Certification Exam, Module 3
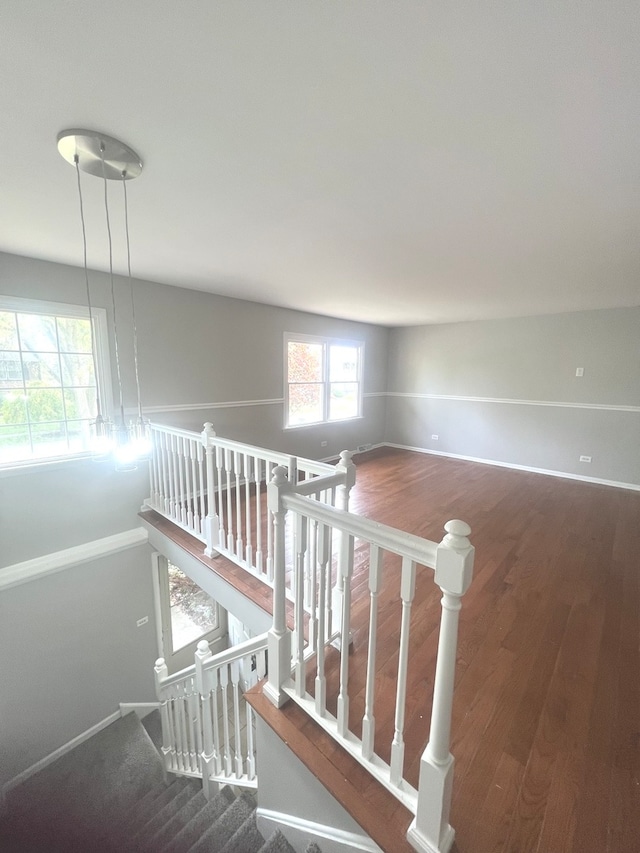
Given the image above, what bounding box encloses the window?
[0,296,111,466]
[285,334,363,427]
[153,554,227,674]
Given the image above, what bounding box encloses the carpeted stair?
[0,711,321,853]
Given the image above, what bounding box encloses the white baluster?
[325,519,334,639]
[230,660,243,778]
[246,703,256,781]
[225,448,234,553]
[187,680,199,771]
[294,512,307,697]
[167,696,178,772]
[288,454,298,485]
[197,444,204,532]
[220,664,232,776]
[211,668,222,775]
[362,544,382,760]
[154,658,172,772]
[190,439,198,533]
[332,450,356,640]
[177,436,186,525]
[172,435,181,521]
[390,557,416,786]
[215,445,225,549]
[409,520,474,853]
[179,686,189,771]
[255,457,263,575]
[307,517,318,654]
[149,428,158,507]
[195,640,219,799]
[266,462,274,582]
[162,432,171,517]
[201,423,219,556]
[315,522,330,717]
[336,528,355,737]
[185,438,194,530]
[171,687,184,771]
[264,466,292,708]
[245,453,253,569]
[167,433,175,518]
[234,450,244,560]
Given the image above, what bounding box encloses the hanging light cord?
[100,146,126,426]
[122,177,144,421]
[74,155,102,420]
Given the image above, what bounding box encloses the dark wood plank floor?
[154,447,640,853]
[342,448,640,853]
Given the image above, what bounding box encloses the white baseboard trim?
[384,443,640,492]
[0,527,149,591]
[257,808,383,853]
[1,710,122,802]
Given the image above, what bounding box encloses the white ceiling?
[2,2,639,327]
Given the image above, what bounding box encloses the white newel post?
[264,465,292,708]
[408,520,474,853]
[154,658,172,778]
[332,450,356,640]
[195,640,218,800]
[201,422,220,557]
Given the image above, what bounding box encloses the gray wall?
[0,544,158,789]
[0,251,388,465]
[2,247,637,789]
[385,308,640,486]
[0,249,388,784]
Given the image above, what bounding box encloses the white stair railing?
[264,465,474,853]
[145,423,353,592]
[154,633,268,797]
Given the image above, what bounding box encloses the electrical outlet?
[321,440,328,447]
[136,616,149,627]
[431,434,439,440]
[579,455,591,463]
[575,367,584,377]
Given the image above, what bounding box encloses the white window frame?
[284,332,364,429]
[151,552,228,675]
[0,295,113,470]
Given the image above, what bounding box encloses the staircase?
[0,712,320,853]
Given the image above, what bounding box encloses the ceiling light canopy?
[57,128,150,471]
[57,129,143,180]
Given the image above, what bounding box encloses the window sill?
[0,452,104,478]
[283,415,364,431]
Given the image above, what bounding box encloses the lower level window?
[285,334,363,427]
[0,296,110,466]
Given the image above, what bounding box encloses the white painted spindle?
[234,450,243,559]
[362,544,382,760]
[336,527,354,737]
[264,466,292,708]
[390,557,416,786]
[231,660,243,777]
[195,640,218,799]
[201,423,218,556]
[314,522,330,717]
[245,454,253,567]
[220,664,232,776]
[294,511,307,697]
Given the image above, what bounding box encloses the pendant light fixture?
[57,129,150,470]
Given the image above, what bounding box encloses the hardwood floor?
[151,447,640,852]
[343,448,640,853]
